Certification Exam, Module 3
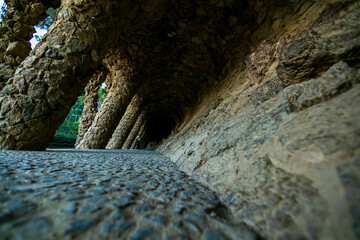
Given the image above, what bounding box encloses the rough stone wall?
[0,0,119,149]
[159,2,360,240]
[74,69,107,148]
[0,0,60,89]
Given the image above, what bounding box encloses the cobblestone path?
[0,150,257,240]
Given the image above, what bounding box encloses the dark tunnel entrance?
[147,114,176,143]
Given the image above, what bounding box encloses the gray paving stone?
[60,202,77,214]
[129,226,158,240]
[79,205,100,214]
[169,206,185,215]
[134,205,154,213]
[4,200,37,213]
[48,194,60,201]
[85,196,108,203]
[65,187,84,194]
[106,187,120,192]
[64,218,97,234]
[0,150,257,240]
[183,219,202,233]
[16,218,52,239]
[142,214,166,225]
[99,221,134,234]
[11,182,57,191]
[108,210,127,220]
[87,189,107,195]
[66,195,90,201]
[109,199,134,208]
[203,231,228,240]
[7,188,34,194]
[5,216,43,228]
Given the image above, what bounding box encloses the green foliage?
[55,95,84,136]
[34,35,43,42]
[49,132,77,148]
[33,7,56,41]
[37,8,56,30]
[54,86,106,140]
[98,87,107,103]
[0,2,7,26]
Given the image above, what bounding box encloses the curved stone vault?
[0,0,309,150]
[1,0,357,151]
[1,0,360,239]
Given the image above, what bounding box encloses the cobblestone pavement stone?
[0,150,257,240]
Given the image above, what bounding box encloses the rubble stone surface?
[0,149,257,240]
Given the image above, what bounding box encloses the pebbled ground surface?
[0,149,257,240]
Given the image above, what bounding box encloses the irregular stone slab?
[64,218,97,235]
[277,8,360,85]
[4,200,37,213]
[129,226,158,240]
[134,205,154,213]
[79,205,100,214]
[60,202,77,214]
[203,231,228,240]
[85,197,108,204]
[142,214,166,225]
[108,210,127,220]
[16,218,52,239]
[99,221,134,235]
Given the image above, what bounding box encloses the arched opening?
[146,114,176,144]
[30,7,57,49]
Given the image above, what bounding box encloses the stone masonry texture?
[0,0,359,239]
[0,150,258,240]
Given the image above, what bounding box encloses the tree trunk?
[0,0,118,150]
[105,93,143,149]
[0,0,60,89]
[74,70,107,148]
[122,111,146,149]
[76,57,138,149]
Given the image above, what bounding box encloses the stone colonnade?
[0,0,170,150]
[76,57,139,149]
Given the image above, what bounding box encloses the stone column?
[105,92,143,149]
[74,70,107,148]
[131,121,147,149]
[0,0,119,150]
[122,111,146,149]
[0,0,60,89]
[76,58,138,149]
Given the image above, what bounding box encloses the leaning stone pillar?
[0,0,60,89]
[74,70,107,148]
[0,0,119,150]
[76,58,138,149]
[131,121,147,149]
[105,92,143,149]
[122,111,146,149]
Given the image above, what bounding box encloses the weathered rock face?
[0,0,60,89]
[0,0,359,239]
[74,69,107,148]
[159,3,360,239]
